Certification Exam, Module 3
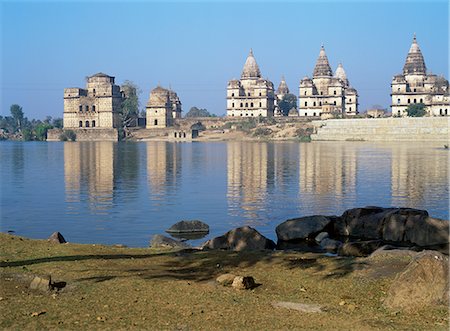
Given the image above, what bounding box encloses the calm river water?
[1,141,448,247]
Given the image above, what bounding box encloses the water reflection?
[390,144,448,209]
[64,142,115,213]
[146,142,181,199]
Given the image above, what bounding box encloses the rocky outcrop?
[150,234,190,249]
[202,226,275,251]
[384,251,449,311]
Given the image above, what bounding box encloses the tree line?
[0,104,63,141]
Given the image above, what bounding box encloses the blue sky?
[1,0,448,118]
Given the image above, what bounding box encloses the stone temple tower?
[146,86,173,128]
[391,34,449,117]
[226,49,275,117]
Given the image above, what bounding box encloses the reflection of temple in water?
[299,143,357,195]
[227,142,275,219]
[64,142,114,211]
[390,144,448,208]
[146,142,181,197]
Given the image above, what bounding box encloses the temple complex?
[226,50,275,117]
[63,73,124,129]
[299,46,358,118]
[391,34,449,117]
[146,86,182,128]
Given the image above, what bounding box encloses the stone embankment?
[311,117,449,141]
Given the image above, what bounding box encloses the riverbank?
[0,233,448,330]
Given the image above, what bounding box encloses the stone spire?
[241,49,261,79]
[276,75,289,94]
[313,45,332,77]
[403,33,427,75]
[335,63,349,86]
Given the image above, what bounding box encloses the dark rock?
[48,232,66,244]
[335,206,394,239]
[403,216,449,247]
[320,238,342,253]
[202,226,275,251]
[384,250,449,311]
[276,240,323,252]
[338,240,384,257]
[276,215,334,242]
[166,220,209,234]
[231,276,256,290]
[150,234,191,249]
[30,275,51,292]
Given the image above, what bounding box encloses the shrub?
[253,127,273,137]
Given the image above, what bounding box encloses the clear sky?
[1,0,448,119]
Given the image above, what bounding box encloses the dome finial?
[413,32,416,42]
[249,48,253,56]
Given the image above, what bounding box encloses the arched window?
[397,99,400,104]
[305,102,307,107]
[304,113,307,116]
[259,102,262,107]
[349,99,352,102]
[445,109,448,115]
[232,93,234,97]
[320,91,323,95]
[313,112,316,116]
[245,102,248,107]
[408,99,411,103]
[174,132,177,138]
[79,121,83,127]
[313,102,316,106]
[349,107,352,111]
[251,102,254,107]
[154,119,158,126]
[414,99,417,103]
[248,92,250,96]
[333,101,336,105]
[259,92,262,96]
[232,103,234,107]
[420,98,423,103]
[85,105,89,112]
[92,120,95,127]
[79,105,83,112]
[92,105,96,112]
[334,90,336,95]
[304,91,307,95]
[319,101,322,106]
[240,103,243,107]
[184,132,186,138]
[85,121,90,127]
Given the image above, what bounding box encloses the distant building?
[63,73,124,129]
[146,86,182,128]
[299,46,358,117]
[227,49,275,117]
[274,76,293,116]
[391,34,449,117]
[366,108,386,118]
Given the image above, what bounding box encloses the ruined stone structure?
[391,34,449,117]
[146,86,182,128]
[63,73,124,129]
[169,90,182,119]
[227,49,275,117]
[299,46,358,117]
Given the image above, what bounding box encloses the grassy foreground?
[0,233,448,330]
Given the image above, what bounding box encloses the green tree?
[120,81,141,131]
[34,123,53,141]
[52,118,63,128]
[406,103,427,117]
[278,94,297,116]
[185,107,213,118]
[10,104,24,132]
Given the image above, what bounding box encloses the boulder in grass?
[30,275,52,292]
[276,216,334,242]
[384,250,449,311]
[166,220,209,234]
[202,226,275,251]
[231,276,256,290]
[216,273,237,286]
[48,232,66,244]
[150,234,191,249]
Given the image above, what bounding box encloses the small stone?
[347,304,357,311]
[48,232,66,244]
[339,300,346,306]
[31,311,46,317]
[30,275,51,292]
[216,273,236,286]
[96,316,106,322]
[231,276,256,290]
